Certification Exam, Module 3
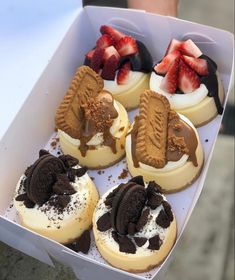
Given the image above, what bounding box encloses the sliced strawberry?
[96,34,115,49]
[86,49,95,60]
[179,39,202,58]
[182,55,209,76]
[160,57,180,94]
[100,25,125,42]
[90,48,105,73]
[103,46,120,62]
[165,39,181,55]
[115,36,138,57]
[178,59,200,93]
[117,61,131,85]
[154,50,181,74]
[101,55,119,80]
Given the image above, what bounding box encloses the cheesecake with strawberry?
[150,39,224,127]
[84,25,153,110]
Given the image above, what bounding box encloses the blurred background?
[0,0,234,279]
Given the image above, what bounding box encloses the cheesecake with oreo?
[14,150,99,248]
[125,90,204,193]
[150,39,224,126]
[84,25,153,110]
[93,176,177,272]
[55,66,129,169]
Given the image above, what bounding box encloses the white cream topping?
[94,186,170,257]
[58,101,121,147]
[126,114,196,173]
[14,165,90,229]
[103,71,145,95]
[150,72,208,109]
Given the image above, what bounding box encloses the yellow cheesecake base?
[111,74,150,110]
[176,73,224,127]
[15,177,99,244]
[58,101,129,169]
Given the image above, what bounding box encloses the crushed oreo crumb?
[111,231,119,244]
[162,201,174,222]
[53,174,76,195]
[127,222,137,236]
[156,209,171,228]
[23,198,35,208]
[146,181,162,197]
[39,149,50,157]
[49,195,71,209]
[97,212,112,232]
[129,176,145,186]
[59,154,79,168]
[15,193,28,202]
[67,230,91,254]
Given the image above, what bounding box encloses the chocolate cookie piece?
[148,235,162,250]
[97,212,112,232]
[104,184,123,207]
[74,230,91,254]
[134,237,147,247]
[115,185,147,235]
[39,149,50,157]
[128,222,137,236]
[25,155,66,206]
[136,208,150,232]
[129,176,145,186]
[59,154,79,169]
[111,182,136,231]
[147,193,163,210]
[118,236,136,254]
[146,181,162,197]
[53,174,76,195]
[162,201,174,222]
[67,167,87,182]
[111,231,119,244]
[156,209,171,228]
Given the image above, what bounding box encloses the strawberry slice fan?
[151,38,224,127]
[83,25,153,110]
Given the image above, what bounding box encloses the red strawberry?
[178,59,200,93]
[160,57,180,94]
[115,36,138,57]
[117,61,131,85]
[165,39,181,55]
[86,49,95,60]
[154,50,181,74]
[90,48,105,73]
[182,55,209,76]
[101,55,119,80]
[103,46,120,62]
[180,39,202,58]
[96,34,115,49]
[100,25,125,42]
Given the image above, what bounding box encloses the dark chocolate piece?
[97,212,112,232]
[134,237,147,247]
[148,235,162,250]
[146,181,162,198]
[162,201,174,222]
[111,231,120,244]
[15,193,28,202]
[136,208,150,232]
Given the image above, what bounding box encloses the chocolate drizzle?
[55,66,119,157]
[97,177,175,254]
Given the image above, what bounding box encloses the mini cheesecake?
[84,25,153,110]
[150,39,224,127]
[14,151,99,249]
[125,90,204,193]
[55,66,129,169]
[93,177,177,273]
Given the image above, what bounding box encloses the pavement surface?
[0,0,234,279]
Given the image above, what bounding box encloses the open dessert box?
[0,2,234,280]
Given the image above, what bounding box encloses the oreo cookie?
[25,154,66,205]
[115,185,147,235]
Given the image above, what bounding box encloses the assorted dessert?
[84,25,153,110]
[125,90,204,193]
[93,176,177,272]
[14,150,99,249]
[150,39,224,126]
[55,66,129,169]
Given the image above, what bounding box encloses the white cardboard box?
[0,1,234,280]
